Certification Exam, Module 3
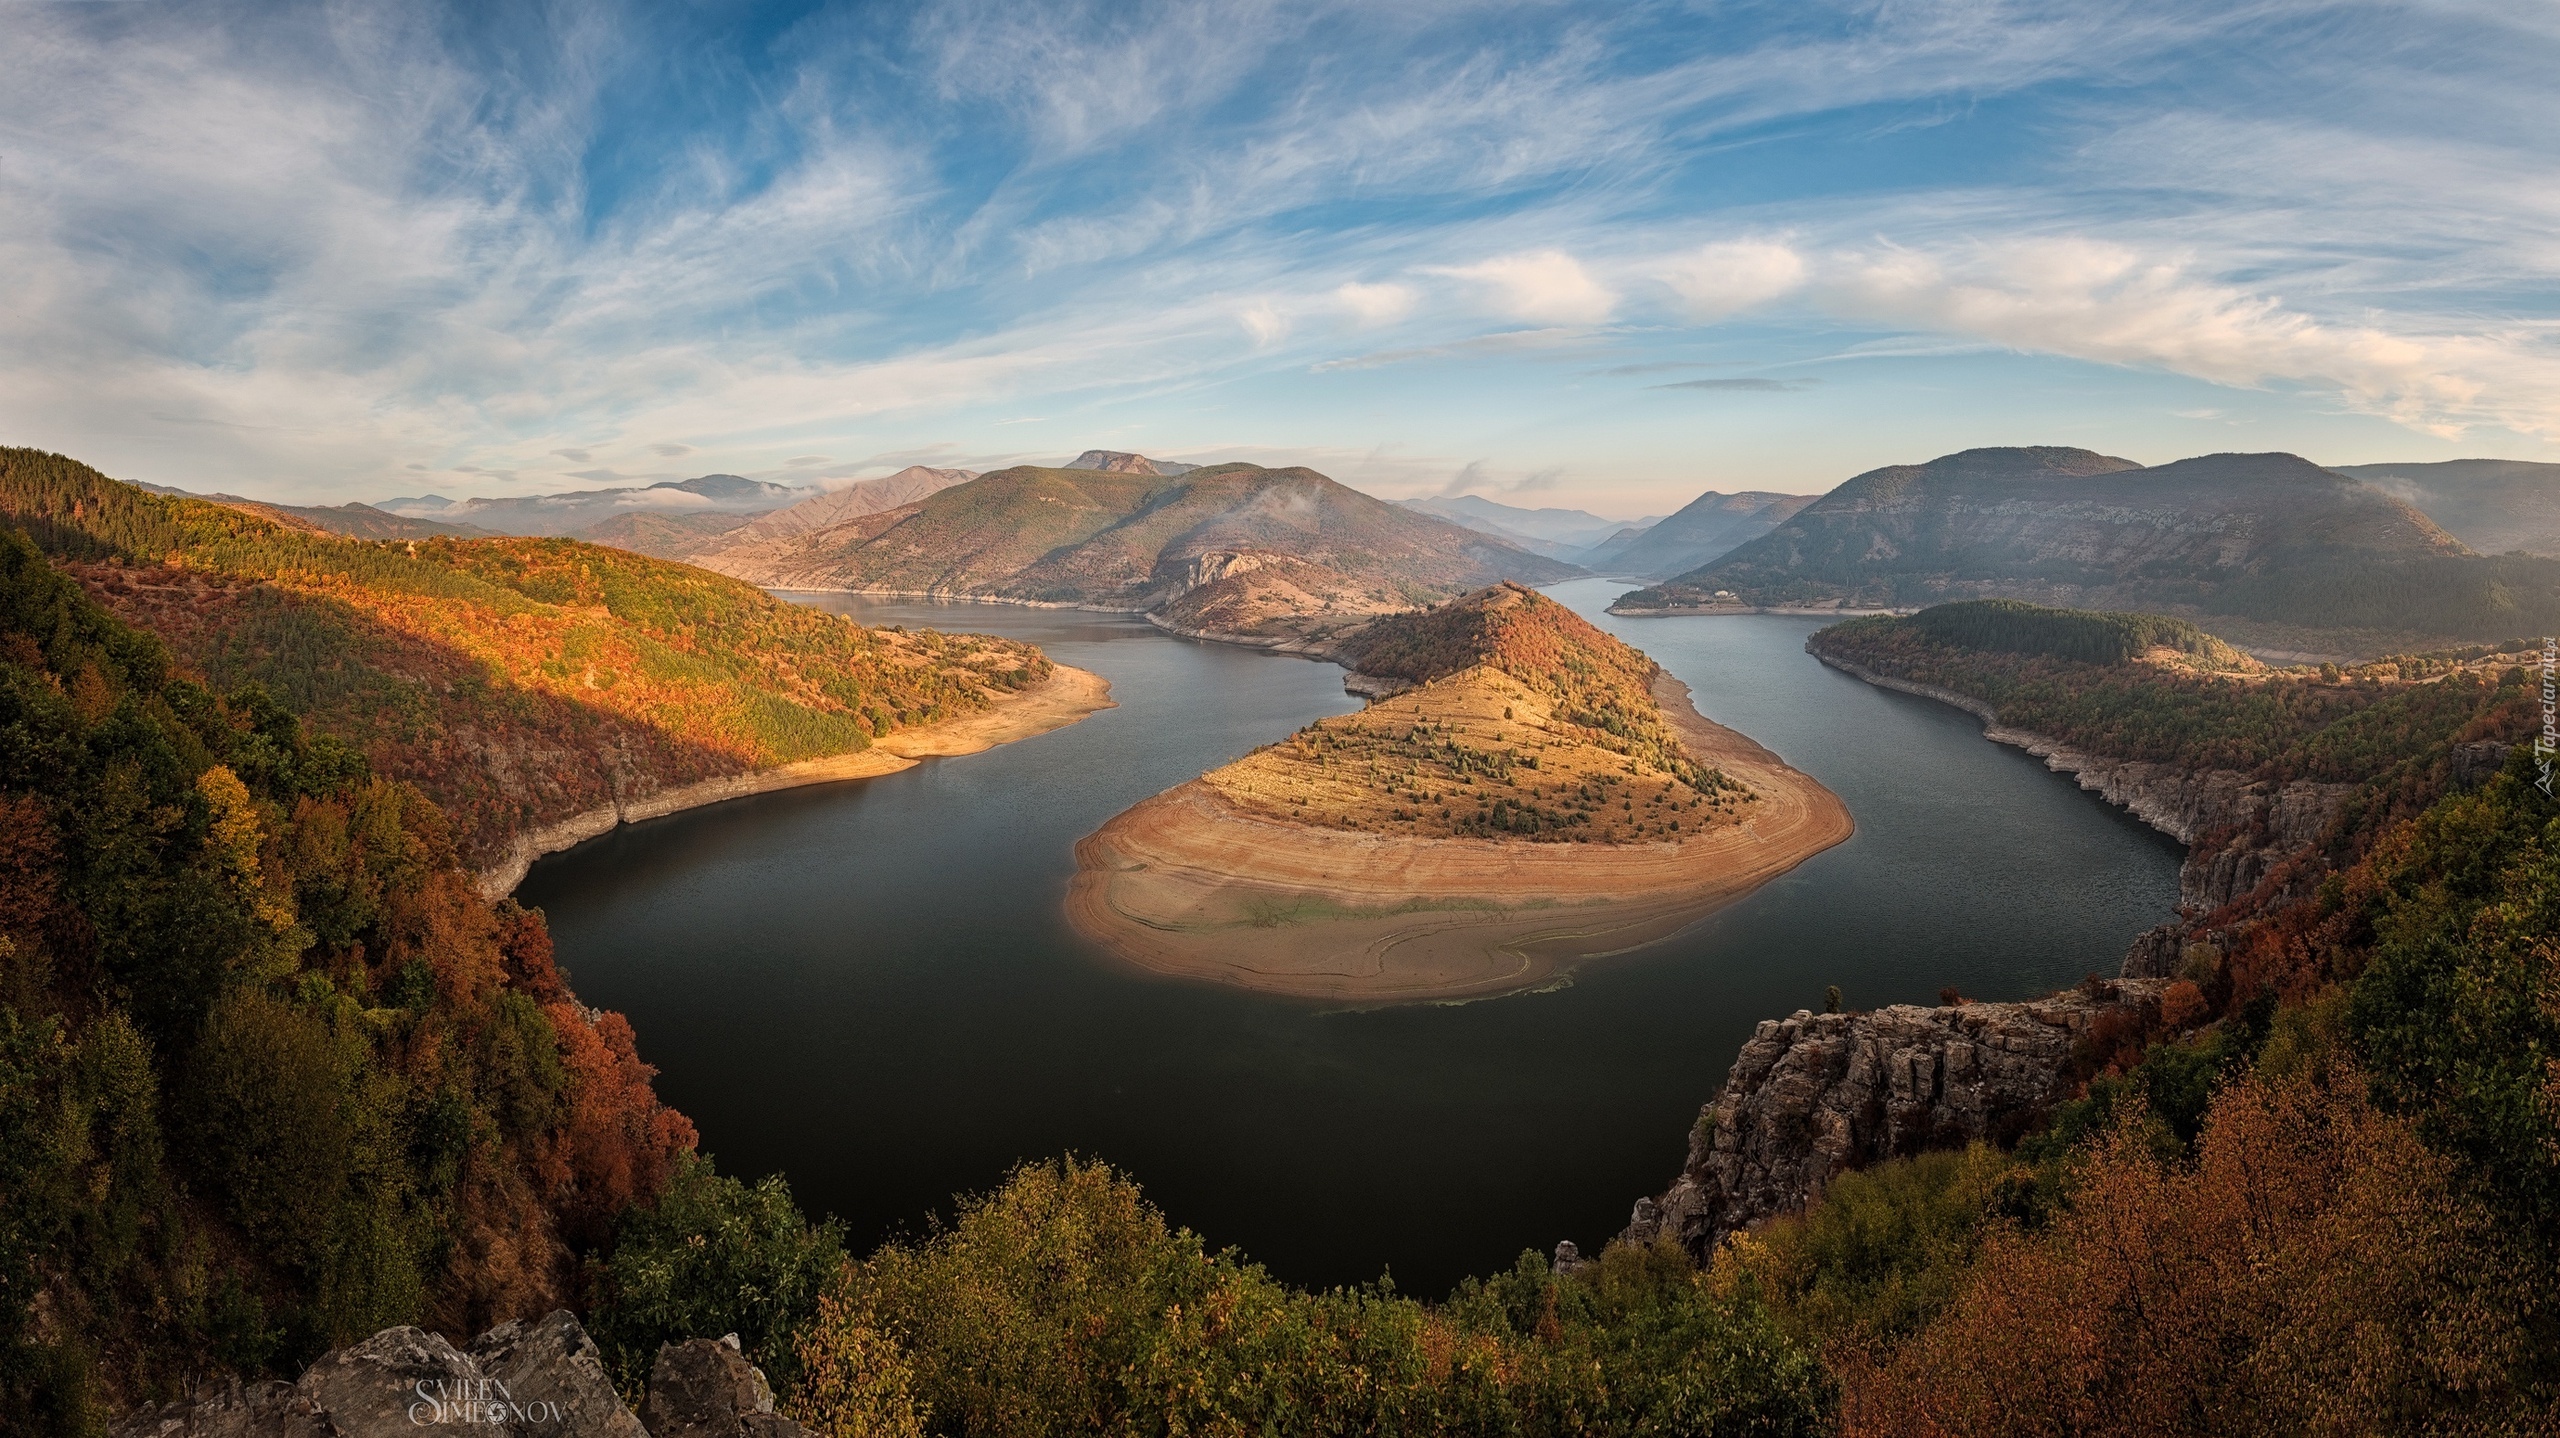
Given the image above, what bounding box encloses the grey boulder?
[471,1310,647,1438]
[639,1336,815,1438]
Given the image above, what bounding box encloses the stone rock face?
[640,1337,814,1438]
[1619,981,2169,1260]
[298,1328,493,1438]
[2453,740,2514,790]
[473,1310,649,1438]
[114,1313,674,1438]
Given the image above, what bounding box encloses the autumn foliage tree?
[0,529,695,1431]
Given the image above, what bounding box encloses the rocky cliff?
[114,1313,799,1438]
[1619,980,2171,1260]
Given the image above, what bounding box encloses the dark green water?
[518,579,2181,1295]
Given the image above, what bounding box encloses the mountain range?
[687,458,1579,643]
[1614,447,2560,643]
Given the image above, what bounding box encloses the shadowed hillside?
[2333,458,2560,557]
[0,449,1054,870]
[1612,448,2560,643]
[1585,489,1817,578]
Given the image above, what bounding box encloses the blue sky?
[3,0,2556,516]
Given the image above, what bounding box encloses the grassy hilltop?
[1207,584,1751,842]
[0,448,1051,868]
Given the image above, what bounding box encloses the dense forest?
[0,449,1050,871]
[1818,604,2524,793]
[0,529,695,1426]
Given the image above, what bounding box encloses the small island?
[1068,584,1851,1002]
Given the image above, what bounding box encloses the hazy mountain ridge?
[695,460,1581,640]
[2332,458,2560,557]
[1066,449,1196,476]
[131,480,493,539]
[1397,495,1657,560]
[377,473,803,536]
[725,465,979,545]
[1584,490,1818,578]
[1616,448,2498,634]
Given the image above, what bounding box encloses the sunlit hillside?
[0,448,1052,868]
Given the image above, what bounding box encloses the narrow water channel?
[519,580,2182,1294]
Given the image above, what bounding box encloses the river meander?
[518,578,2181,1295]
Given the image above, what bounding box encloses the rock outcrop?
[474,1311,650,1438]
[639,1338,804,1438]
[1619,980,2169,1260]
[112,1314,809,1438]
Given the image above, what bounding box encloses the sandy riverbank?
[1065,673,1851,1004]
[477,664,1113,898]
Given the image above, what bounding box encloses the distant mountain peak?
[1065,450,1197,477]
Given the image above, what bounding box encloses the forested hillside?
[1720,604,2558,1429]
[0,449,1051,871]
[1816,602,2522,787]
[0,530,695,1425]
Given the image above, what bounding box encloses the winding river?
[519,578,2181,1295]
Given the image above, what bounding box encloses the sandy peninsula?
[1067,588,1849,1003]
[480,664,1113,897]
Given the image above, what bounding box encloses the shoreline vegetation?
[1068,586,1852,1003]
[479,663,1112,896]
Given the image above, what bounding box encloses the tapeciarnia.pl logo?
[2537,637,2556,800]
[407,1376,560,1427]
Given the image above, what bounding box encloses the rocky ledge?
[113,1311,804,1438]
[1618,979,2170,1261]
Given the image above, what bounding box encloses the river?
[518,578,2182,1295]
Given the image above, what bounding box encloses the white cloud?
[1236,300,1288,347]
[1425,250,1616,327]
[1332,281,1415,327]
[1821,237,2560,439]
[1658,240,1808,319]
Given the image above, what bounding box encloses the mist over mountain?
[1397,495,1657,560]
[375,473,802,537]
[1583,490,1817,578]
[2332,459,2560,557]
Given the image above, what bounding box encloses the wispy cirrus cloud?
[0,0,2552,509]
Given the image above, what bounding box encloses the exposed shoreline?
[1065,672,1853,1005]
[759,583,1150,615]
[1608,603,1916,618]
[476,664,1114,899]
